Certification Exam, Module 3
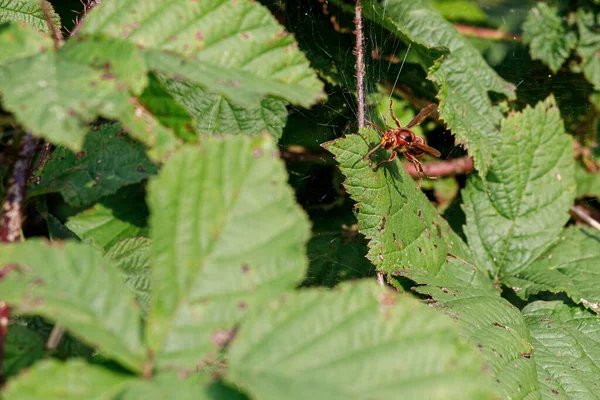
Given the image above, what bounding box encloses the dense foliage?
[1,0,600,398]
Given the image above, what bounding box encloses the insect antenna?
[362,142,383,162]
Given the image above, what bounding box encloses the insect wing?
[412,142,441,158]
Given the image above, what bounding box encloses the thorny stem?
[454,24,522,42]
[355,0,365,130]
[70,1,102,37]
[0,132,37,385]
[41,0,63,50]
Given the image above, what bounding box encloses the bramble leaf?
[3,324,45,378]
[325,129,539,397]
[227,281,496,400]
[119,372,247,400]
[363,0,516,176]
[65,184,150,251]
[105,238,152,314]
[0,23,178,159]
[523,3,576,73]
[0,240,146,372]
[0,0,60,34]
[463,96,576,279]
[505,227,600,313]
[81,0,325,108]
[2,359,134,400]
[576,9,600,90]
[523,301,600,398]
[28,124,157,208]
[147,135,310,371]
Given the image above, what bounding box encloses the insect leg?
[374,150,396,171]
[389,99,402,128]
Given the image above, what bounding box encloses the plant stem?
[70,0,102,37]
[405,156,474,177]
[41,0,63,49]
[454,24,521,42]
[570,205,600,232]
[355,0,365,129]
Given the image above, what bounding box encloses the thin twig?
[570,205,600,232]
[404,156,473,178]
[0,133,37,386]
[354,0,365,130]
[41,1,63,49]
[454,24,521,41]
[46,325,65,351]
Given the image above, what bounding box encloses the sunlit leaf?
[147,135,310,371]
[0,0,60,34]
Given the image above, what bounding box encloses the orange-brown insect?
[363,100,441,189]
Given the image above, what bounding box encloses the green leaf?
[105,238,152,314]
[504,227,600,312]
[576,9,600,90]
[227,281,496,400]
[463,96,576,279]
[433,0,488,24]
[523,301,600,398]
[325,130,540,398]
[0,1,60,35]
[3,324,46,378]
[65,184,150,251]
[80,0,325,109]
[2,359,134,400]
[147,135,310,371]
[323,128,448,278]
[119,372,248,400]
[138,73,196,142]
[0,240,146,372]
[522,3,576,73]
[155,74,288,139]
[28,124,157,207]
[364,0,516,176]
[0,23,177,159]
[576,161,600,198]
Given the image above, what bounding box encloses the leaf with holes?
[2,359,134,400]
[463,96,576,279]
[227,281,496,400]
[504,227,600,313]
[28,124,157,208]
[0,240,146,372]
[523,3,576,73]
[325,129,539,398]
[523,301,600,398]
[147,135,310,371]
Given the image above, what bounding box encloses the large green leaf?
[0,0,60,34]
[523,301,600,398]
[154,74,288,139]
[325,129,539,397]
[505,227,600,312]
[577,9,600,90]
[65,184,150,251]
[119,372,247,400]
[147,135,310,371]
[463,96,576,279]
[0,23,177,159]
[362,0,516,176]
[28,124,157,207]
[80,0,325,109]
[2,359,134,400]
[227,281,496,400]
[0,240,146,372]
[105,238,152,314]
[522,3,576,73]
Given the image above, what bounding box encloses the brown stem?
[0,133,37,385]
[570,205,600,232]
[354,0,365,129]
[41,1,63,49]
[404,156,473,178]
[454,24,521,42]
